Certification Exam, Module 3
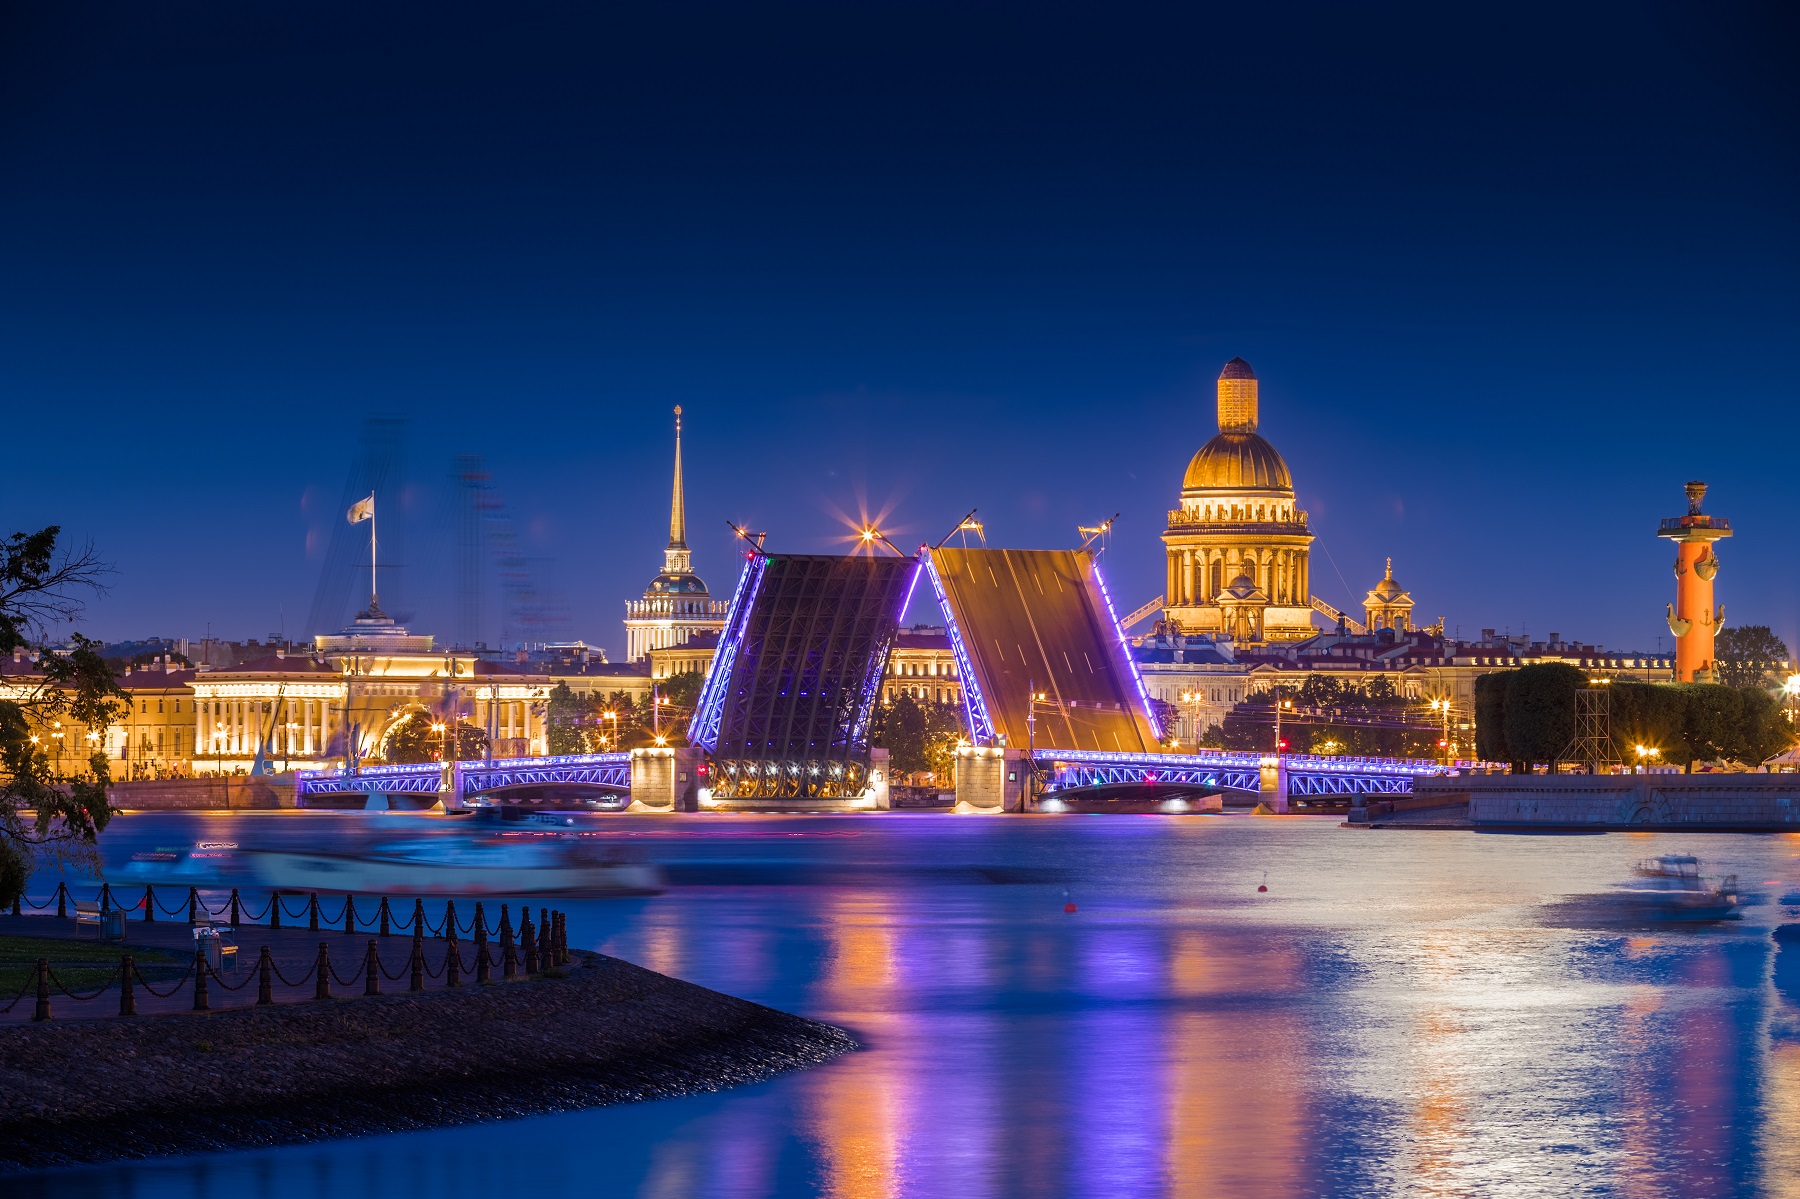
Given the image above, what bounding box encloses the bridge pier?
[1259,756,1289,813]
[954,746,1028,813]
[629,747,702,812]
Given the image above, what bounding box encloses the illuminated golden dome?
[1182,431,1294,493]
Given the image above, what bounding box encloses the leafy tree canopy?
[383,712,489,764]
[1714,625,1791,689]
[0,527,125,906]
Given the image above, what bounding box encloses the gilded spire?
[669,405,687,551]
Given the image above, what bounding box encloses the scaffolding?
[1568,684,1618,773]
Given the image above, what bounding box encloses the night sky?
[2,3,1795,658]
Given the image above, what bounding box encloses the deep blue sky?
[2,2,1795,659]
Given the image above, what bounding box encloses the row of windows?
[890,659,956,678]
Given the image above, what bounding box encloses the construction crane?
[1310,596,1368,635]
[1118,595,1165,631]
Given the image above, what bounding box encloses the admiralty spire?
[624,406,728,662]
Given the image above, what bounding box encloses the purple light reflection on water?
[16,812,1800,1198]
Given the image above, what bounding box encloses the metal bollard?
[192,949,210,1011]
[409,938,424,992]
[473,901,486,940]
[498,904,512,942]
[555,911,567,966]
[101,882,112,914]
[257,946,274,1005]
[309,892,319,931]
[187,886,197,925]
[443,899,455,939]
[538,912,551,967]
[57,882,68,919]
[315,942,331,1001]
[412,897,426,936]
[378,896,390,938]
[271,892,281,930]
[229,887,241,927]
[34,958,50,1021]
[344,894,356,935]
[475,939,491,985]
[143,884,155,922]
[120,956,136,1016]
[522,915,538,974]
[364,940,380,996]
[445,938,463,988]
[503,937,518,980]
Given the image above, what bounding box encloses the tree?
[1609,680,1689,768]
[1502,663,1586,771]
[545,682,597,755]
[1714,625,1791,689]
[383,712,489,764]
[0,528,127,906]
[873,694,964,782]
[1474,672,1510,764]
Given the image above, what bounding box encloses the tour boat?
[241,835,663,896]
[117,842,243,882]
[1616,854,1740,921]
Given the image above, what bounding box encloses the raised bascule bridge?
[298,542,1443,812]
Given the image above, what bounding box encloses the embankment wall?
[1415,773,1800,829]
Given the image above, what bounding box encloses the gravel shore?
[0,951,854,1173]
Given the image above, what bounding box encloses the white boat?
[241,835,663,896]
[1617,854,1740,921]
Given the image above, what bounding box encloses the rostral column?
[1657,480,1731,683]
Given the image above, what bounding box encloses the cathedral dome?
[1182,431,1294,493]
[1219,357,1256,381]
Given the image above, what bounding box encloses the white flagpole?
[370,501,378,609]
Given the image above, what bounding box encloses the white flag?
[347,494,375,524]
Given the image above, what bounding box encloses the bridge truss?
[1034,748,1442,797]
[296,752,631,801]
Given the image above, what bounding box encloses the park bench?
[74,900,125,941]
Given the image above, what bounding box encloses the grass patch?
[0,935,186,996]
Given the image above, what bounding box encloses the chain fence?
[5,887,571,1022]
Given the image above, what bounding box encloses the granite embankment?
[0,951,854,1172]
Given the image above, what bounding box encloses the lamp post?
[1634,744,1661,773]
[1429,698,1452,766]
[1785,675,1800,727]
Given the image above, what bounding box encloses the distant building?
[1161,358,1317,644]
[883,626,962,706]
[624,406,728,661]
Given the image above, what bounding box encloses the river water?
[18,811,1800,1198]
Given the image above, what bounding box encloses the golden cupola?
[1161,358,1316,645]
[1181,358,1294,495]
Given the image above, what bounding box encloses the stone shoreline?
[0,951,854,1174]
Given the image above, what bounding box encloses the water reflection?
[19,814,1800,1198]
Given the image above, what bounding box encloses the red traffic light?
[1277,739,1288,751]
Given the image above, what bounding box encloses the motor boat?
[1617,854,1740,921]
[1634,854,1703,880]
[116,842,241,882]
[241,834,663,896]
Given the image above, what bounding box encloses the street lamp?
[1429,698,1452,765]
[1785,675,1800,725]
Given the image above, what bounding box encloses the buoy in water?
[1257,884,1267,892]
[1064,901,1078,913]
[1257,871,1269,893]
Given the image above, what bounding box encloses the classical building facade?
[1162,359,1317,644]
[624,406,729,662]
[188,609,552,773]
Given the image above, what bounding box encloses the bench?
[74,900,125,941]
